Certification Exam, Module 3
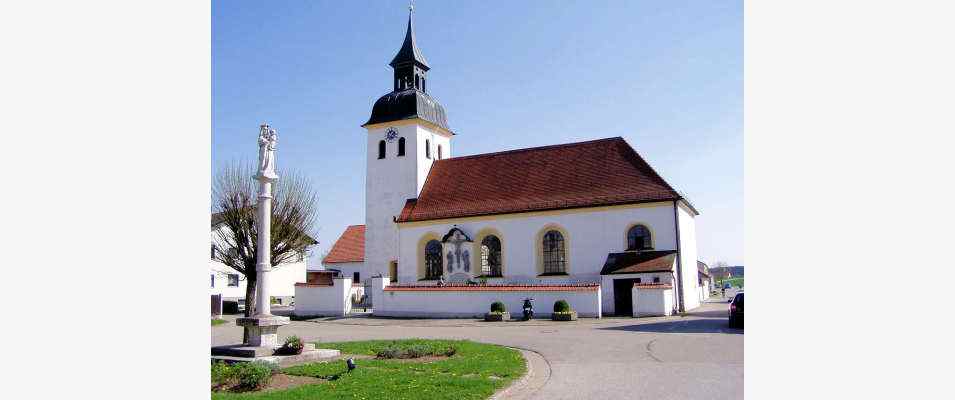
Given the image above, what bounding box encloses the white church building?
[310,10,702,318]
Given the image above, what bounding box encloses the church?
[320,9,703,317]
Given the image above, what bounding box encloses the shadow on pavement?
[597,317,743,334]
[686,309,732,319]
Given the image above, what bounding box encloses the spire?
[389,4,430,70]
[364,1,451,132]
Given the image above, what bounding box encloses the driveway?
[213,299,742,399]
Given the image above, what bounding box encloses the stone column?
[255,178,273,317]
[236,123,288,348]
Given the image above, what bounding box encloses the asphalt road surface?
[213,298,742,399]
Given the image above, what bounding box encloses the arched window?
[425,139,431,159]
[378,140,386,159]
[422,78,426,92]
[627,225,652,250]
[437,145,443,160]
[542,230,566,274]
[424,240,443,279]
[481,235,502,277]
[415,75,420,89]
[397,137,406,156]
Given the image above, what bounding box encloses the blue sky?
[213,0,742,266]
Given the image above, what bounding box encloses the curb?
[490,347,551,400]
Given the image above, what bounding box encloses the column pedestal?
[235,315,290,347]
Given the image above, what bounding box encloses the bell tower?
[360,5,454,280]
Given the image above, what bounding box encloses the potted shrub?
[484,301,510,322]
[551,299,578,321]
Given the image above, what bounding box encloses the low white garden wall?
[293,277,353,317]
[371,277,601,318]
[632,284,674,317]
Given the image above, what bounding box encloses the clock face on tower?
[385,127,398,142]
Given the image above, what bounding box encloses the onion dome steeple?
[363,4,451,133]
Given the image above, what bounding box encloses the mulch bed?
[214,374,325,393]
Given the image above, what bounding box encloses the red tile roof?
[697,261,711,277]
[383,283,599,292]
[633,283,673,289]
[397,137,683,223]
[600,250,678,275]
[322,225,365,264]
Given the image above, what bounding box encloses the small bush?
[211,361,233,388]
[490,301,506,313]
[232,361,274,390]
[277,335,304,355]
[374,342,457,359]
[553,300,571,313]
[405,344,431,359]
[376,345,403,359]
[443,346,457,357]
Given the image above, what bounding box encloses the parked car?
[723,283,731,289]
[728,292,743,328]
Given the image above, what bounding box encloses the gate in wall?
[211,294,222,317]
[351,282,373,312]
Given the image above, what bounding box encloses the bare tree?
[212,161,318,342]
[712,260,729,285]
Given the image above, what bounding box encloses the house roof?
[397,137,689,223]
[211,211,227,228]
[383,283,599,292]
[633,282,673,289]
[600,250,678,275]
[323,225,365,264]
[697,261,710,277]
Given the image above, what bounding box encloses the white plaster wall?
[365,123,451,284]
[415,125,451,193]
[677,202,701,310]
[209,259,306,301]
[632,287,673,317]
[397,203,677,284]
[324,262,368,285]
[371,279,601,318]
[293,277,353,317]
[599,271,675,315]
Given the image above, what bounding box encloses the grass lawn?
[211,339,526,400]
[212,318,228,326]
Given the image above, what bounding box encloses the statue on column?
[257,124,279,180]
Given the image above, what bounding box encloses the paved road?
[213,299,742,399]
